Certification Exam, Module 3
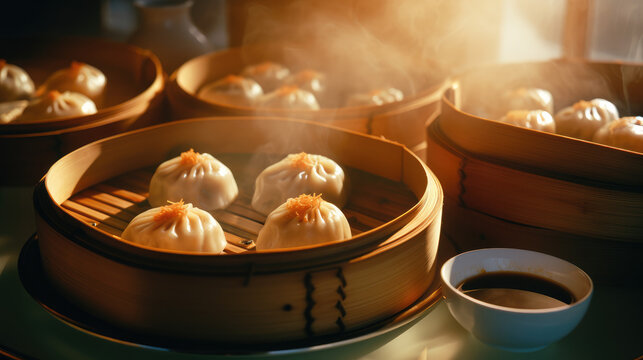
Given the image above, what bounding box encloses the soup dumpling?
[592,116,643,153]
[16,90,97,122]
[499,109,556,133]
[284,69,326,98]
[259,85,320,110]
[198,75,263,107]
[252,152,346,215]
[40,61,106,103]
[554,98,619,140]
[148,149,238,211]
[255,194,352,250]
[0,100,28,124]
[122,200,226,253]
[241,61,290,92]
[0,59,35,102]
[499,87,554,115]
[346,87,404,107]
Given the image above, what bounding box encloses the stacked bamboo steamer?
[33,117,443,346]
[0,37,165,185]
[425,59,643,285]
[166,43,448,160]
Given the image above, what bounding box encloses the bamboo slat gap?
[62,200,129,230]
[94,183,147,204]
[65,209,123,237]
[71,196,136,223]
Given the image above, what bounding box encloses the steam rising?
[234,0,504,98]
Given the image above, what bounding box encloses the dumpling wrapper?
[149,149,238,211]
[0,100,28,124]
[197,74,263,107]
[284,69,326,96]
[256,194,352,250]
[554,98,619,140]
[592,116,643,153]
[241,61,290,92]
[499,109,556,133]
[122,200,226,253]
[15,90,97,122]
[40,61,106,103]
[0,59,35,102]
[499,87,554,115]
[346,88,403,107]
[258,85,320,110]
[252,152,346,215]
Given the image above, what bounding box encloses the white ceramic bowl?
[441,248,593,352]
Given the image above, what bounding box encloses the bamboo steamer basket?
[166,43,448,159]
[33,117,443,347]
[439,59,643,186]
[0,37,165,185]
[425,59,643,285]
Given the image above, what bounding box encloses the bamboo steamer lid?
[166,43,448,160]
[33,116,443,344]
[0,37,165,185]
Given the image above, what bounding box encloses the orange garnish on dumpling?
[290,152,315,170]
[180,148,202,166]
[70,61,84,75]
[573,100,591,111]
[0,59,6,70]
[254,61,277,74]
[297,70,319,82]
[153,200,189,222]
[223,74,244,84]
[286,194,323,222]
[277,85,300,96]
[47,90,62,101]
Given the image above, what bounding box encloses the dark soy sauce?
[457,271,575,309]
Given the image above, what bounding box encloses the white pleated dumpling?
[148,149,238,211]
[197,74,263,107]
[259,85,320,110]
[121,200,226,253]
[0,59,35,102]
[252,152,346,215]
[256,194,352,250]
[0,100,28,124]
[499,87,554,115]
[284,69,326,98]
[499,109,556,133]
[16,90,97,122]
[592,116,643,153]
[346,87,404,107]
[554,98,619,140]
[240,61,290,92]
[40,61,106,103]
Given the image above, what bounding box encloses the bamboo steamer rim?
[39,116,443,274]
[2,100,153,139]
[440,58,643,187]
[426,120,643,241]
[0,37,164,135]
[169,42,446,117]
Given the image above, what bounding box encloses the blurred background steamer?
[0,37,165,186]
[426,59,643,286]
[166,42,448,160]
